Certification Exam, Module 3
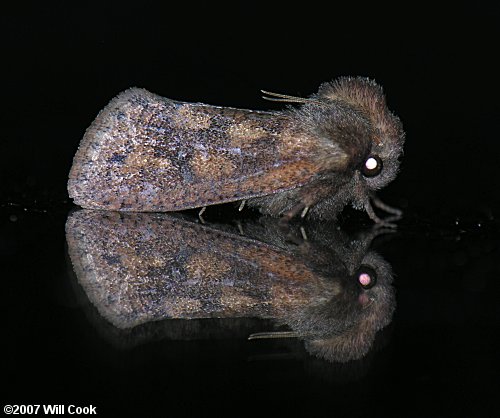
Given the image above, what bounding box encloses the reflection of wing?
[68,88,328,211]
[66,211,332,329]
[66,211,396,362]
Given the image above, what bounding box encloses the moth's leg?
[281,187,325,222]
[365,201,399,228]
[370,194,402,216]
[281,181,333,221]
[281,201,306,222]
[364,202,384,224]
[198,206,206,223]
[238,200,246,212]
[235,220,244,235]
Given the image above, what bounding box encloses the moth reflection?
[66,211,396,363]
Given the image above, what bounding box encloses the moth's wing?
[66,211,326,328]
[68,88,343,211]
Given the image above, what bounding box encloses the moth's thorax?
[291,100,374,174]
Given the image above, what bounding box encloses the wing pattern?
[69,88,321,211]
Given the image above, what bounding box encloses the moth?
[66,210,396,362]
[68,77,405,223]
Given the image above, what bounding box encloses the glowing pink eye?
[359,273,372,286]
[356,265,377,289]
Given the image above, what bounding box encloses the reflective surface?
[4,205,499,416]
[66,210,395,363]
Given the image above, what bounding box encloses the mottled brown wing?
[68,88,325,211]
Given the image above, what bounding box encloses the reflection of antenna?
[248,331,299,340]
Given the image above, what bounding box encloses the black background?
[3,2,499,417]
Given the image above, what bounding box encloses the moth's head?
[301,251,396,363]
[316,77,405,194]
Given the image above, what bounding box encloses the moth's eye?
[356,265,377,289]
[361,155,383,177]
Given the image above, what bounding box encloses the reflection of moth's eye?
[361,155,383,177]
[356,265,377,289]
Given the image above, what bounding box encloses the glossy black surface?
[3,3,499,417]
